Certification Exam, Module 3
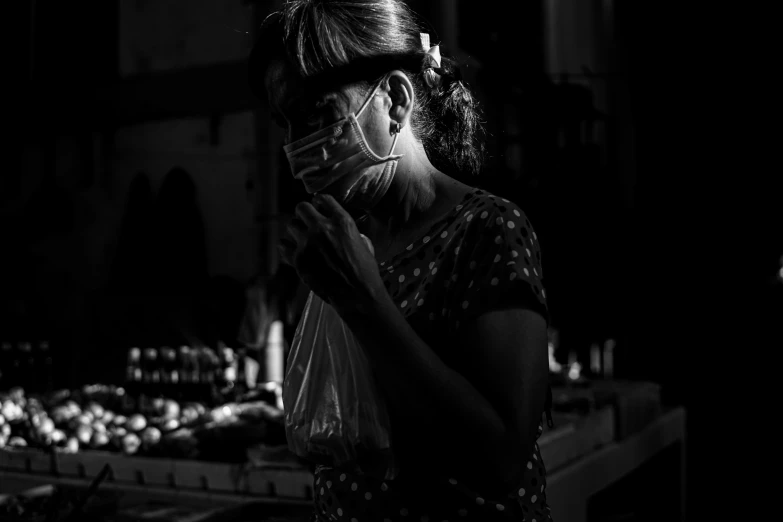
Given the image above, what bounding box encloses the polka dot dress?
[311,189,552,522]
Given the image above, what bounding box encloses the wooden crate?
[592,380,663,440]
[0,448,53,474]
[111,455,175,487]
[54,450,125,480]
[172,460,245,492]
[53,451,84,477]
[539,406,615,473]
[244,468,313,500]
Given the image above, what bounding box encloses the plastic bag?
[283,238,398,480]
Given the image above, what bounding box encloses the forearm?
[339,295,515,482]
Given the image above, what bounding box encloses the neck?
[366,147,442,237]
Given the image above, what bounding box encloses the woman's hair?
[248,0,486,178]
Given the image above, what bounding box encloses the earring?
[390,121,402,135]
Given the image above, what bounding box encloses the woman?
[249,1,553,520]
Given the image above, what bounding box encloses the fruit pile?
[0,385,287,462]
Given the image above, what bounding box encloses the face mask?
[282,79,403,212]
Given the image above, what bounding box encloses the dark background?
[1,1,779,517]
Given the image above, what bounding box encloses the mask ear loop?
[355,76,401,156]
[356,78,385,118]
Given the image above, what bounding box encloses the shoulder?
[447,190,548,320]
[457,190,539,251]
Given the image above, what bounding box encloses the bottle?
[158,347,172,383]
[219,344,238,395]
[123,347,143,412]
[242,347,260,391]
[192,346,208,403]
[235,347,249,395]
[255,320,286,409]
[143,348,160,384]
[197,347,212,384]
[178,346,190,382]
[566,350,581,383]
[189,347,202,403]
[189,347,201,383]
[264,321,286,385]
[159,346,178,400]
[127,347,142,383]
[602,339,615,380]
[140,348,160,413]
[198,347,220,405]
[177,346,192,401]
[590,343,602,377]
[160,346,177,383]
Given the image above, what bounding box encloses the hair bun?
[422,52,464,90]
[423,68,441,89]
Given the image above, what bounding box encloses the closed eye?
[304,111,321,127]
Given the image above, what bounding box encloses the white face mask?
[282,79,403,212]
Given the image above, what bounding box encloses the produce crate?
[52,450,175,487]
[539,406,616,473]
[244,468,313,500]
[3,446,314,501]
[592,380,662,440]
[0,448,53,474]
[54,450,120,479]
[172,460,245,492]
[110,455,176,487]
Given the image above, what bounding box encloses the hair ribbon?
[420,32,442,88]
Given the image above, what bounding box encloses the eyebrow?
[287,94,337,121]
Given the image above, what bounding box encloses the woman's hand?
[278,194,385,315]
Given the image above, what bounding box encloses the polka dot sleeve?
[452,199,548,326]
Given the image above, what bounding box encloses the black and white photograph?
[1,1,778,521]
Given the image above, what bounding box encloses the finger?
[313,193,349,220]
[277,242,294,267]
[285,221,306,244]
[294,201,322,226]
[288,215,307,233]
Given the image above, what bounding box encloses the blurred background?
[1,0,780,518]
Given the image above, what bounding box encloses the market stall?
[1,376,684,521]
[0,334,686,521]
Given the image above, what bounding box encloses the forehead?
[264,58,361,115]
[264,59,304,113]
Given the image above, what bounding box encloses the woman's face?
[264,58,391,155]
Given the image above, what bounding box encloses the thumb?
[359,234,375,256]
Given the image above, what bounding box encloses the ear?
[385,71,415,130]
